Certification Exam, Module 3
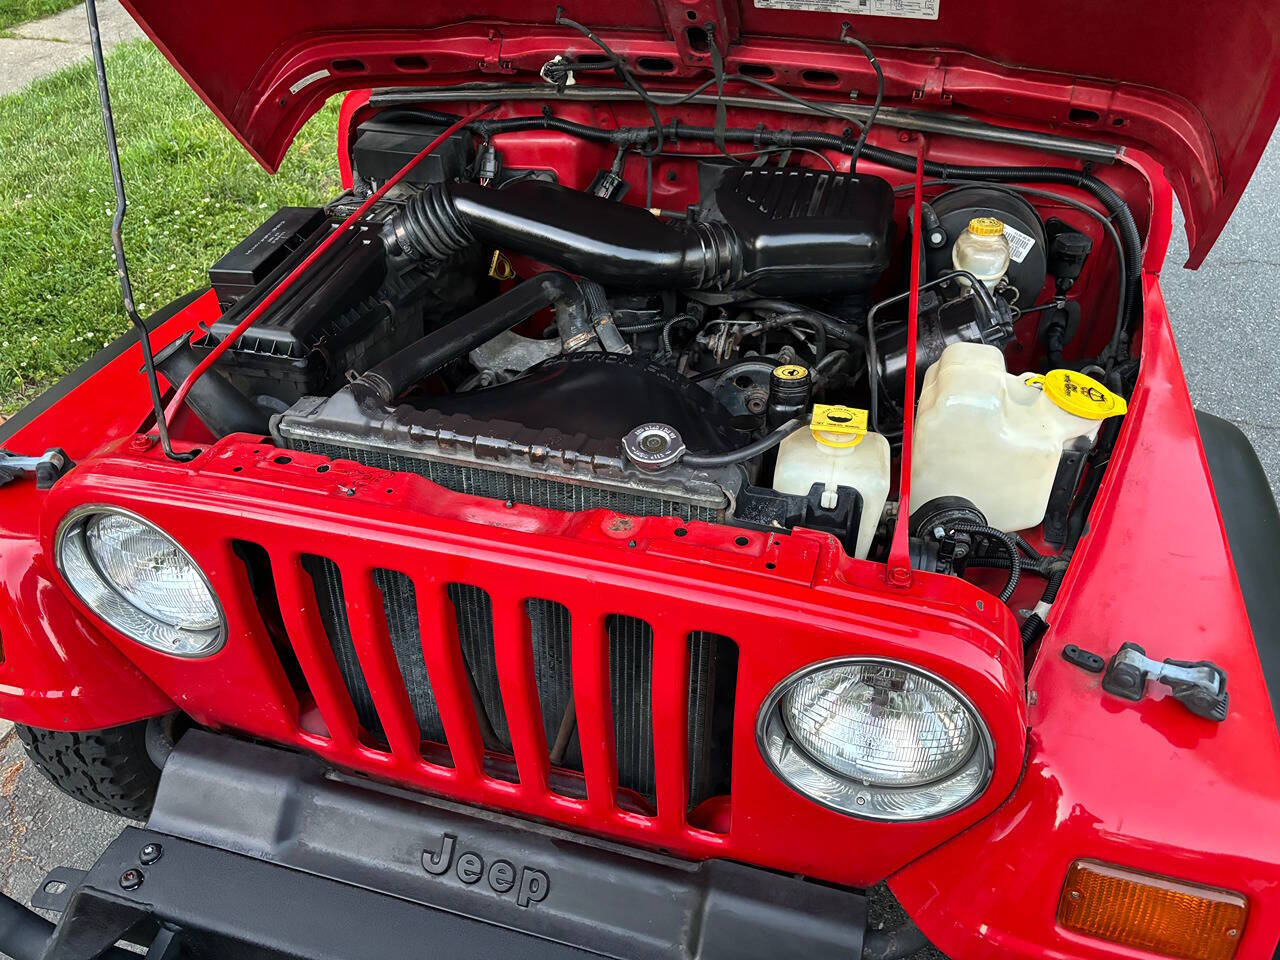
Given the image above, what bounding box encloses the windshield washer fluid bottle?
[773,404,890,559]
[911,342,1127,532]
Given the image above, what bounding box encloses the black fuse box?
[209,206,327,309]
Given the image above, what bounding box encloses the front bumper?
[32,731,897,960]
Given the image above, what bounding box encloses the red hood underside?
[120,0,1280,267]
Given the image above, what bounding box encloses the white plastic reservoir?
[911,342,1127,532]
[773,405,890,559]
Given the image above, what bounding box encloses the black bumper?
[31,732,879,960]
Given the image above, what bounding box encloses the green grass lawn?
[0,0,77,32]
[0,40,341,413]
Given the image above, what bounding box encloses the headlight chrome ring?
[756,657,993,822]
[55,505,225,658]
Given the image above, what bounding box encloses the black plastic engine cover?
[699,166,895,297]
[425,353,744,455]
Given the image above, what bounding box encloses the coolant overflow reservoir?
[773,404,890,559]
[952,216,1011,289]
[911,343,1127,532]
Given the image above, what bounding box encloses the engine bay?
[165,95,1145,644]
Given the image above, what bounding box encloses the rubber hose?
[741,298,866,348]
[358,272,588,401]
[681,417,806,467]
[861,921,931,960]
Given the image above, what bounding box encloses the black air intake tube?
[357,271,589,402]
[153,332,268,435]
[387,180,739,291]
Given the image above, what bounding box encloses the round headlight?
[758,658,991,821]
[56,507,224,657]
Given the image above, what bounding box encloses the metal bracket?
[0,447,73,489]
[1102,642,1229,722]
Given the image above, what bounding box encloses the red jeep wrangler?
[1,1,1277,958]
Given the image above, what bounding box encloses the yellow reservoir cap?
[772,364,809,381]
[967,216,1006,237]
[1027,368,1128,420]
[811,404,868,448]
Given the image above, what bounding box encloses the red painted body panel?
[116,0,1280,264]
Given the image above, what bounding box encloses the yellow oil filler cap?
[810,404,869,448]
[1027,369,1128,420]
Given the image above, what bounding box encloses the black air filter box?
[698,166,895,296]
[209,206,327,309]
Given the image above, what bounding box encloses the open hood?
[120,0,1280,266]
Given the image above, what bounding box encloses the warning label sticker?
[1003,223,1036,264]
[754,0,938,20]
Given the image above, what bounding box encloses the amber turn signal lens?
[1058,860,1247,960]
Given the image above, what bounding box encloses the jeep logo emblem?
[422,833,550,907]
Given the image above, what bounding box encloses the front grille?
[299,556,734,809]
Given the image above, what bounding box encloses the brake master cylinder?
[952,216,1011,289]
[910,342,1127,532]
[773,404,890,560]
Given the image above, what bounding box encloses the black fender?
[1196,410,1280,728]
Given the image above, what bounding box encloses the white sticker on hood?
[753,0,938,20]
[1003,223,1036,264]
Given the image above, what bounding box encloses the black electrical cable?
[555,8,667,155]
[950,522,1021,604]
[839,24,884,168]
[681,417,807,467]
[766,312,828,363]
[659,313,698,356]
[652,145,837,171]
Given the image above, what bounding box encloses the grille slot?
[373,570,449,751]
[302,555,384,742]
[446,583,510,751]
[529,599,579,770]
[607,614,656,802]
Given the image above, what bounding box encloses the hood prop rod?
[85,0,192,462]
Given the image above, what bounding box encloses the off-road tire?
[16,720,161,819]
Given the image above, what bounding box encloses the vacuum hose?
[387,179,739,292]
